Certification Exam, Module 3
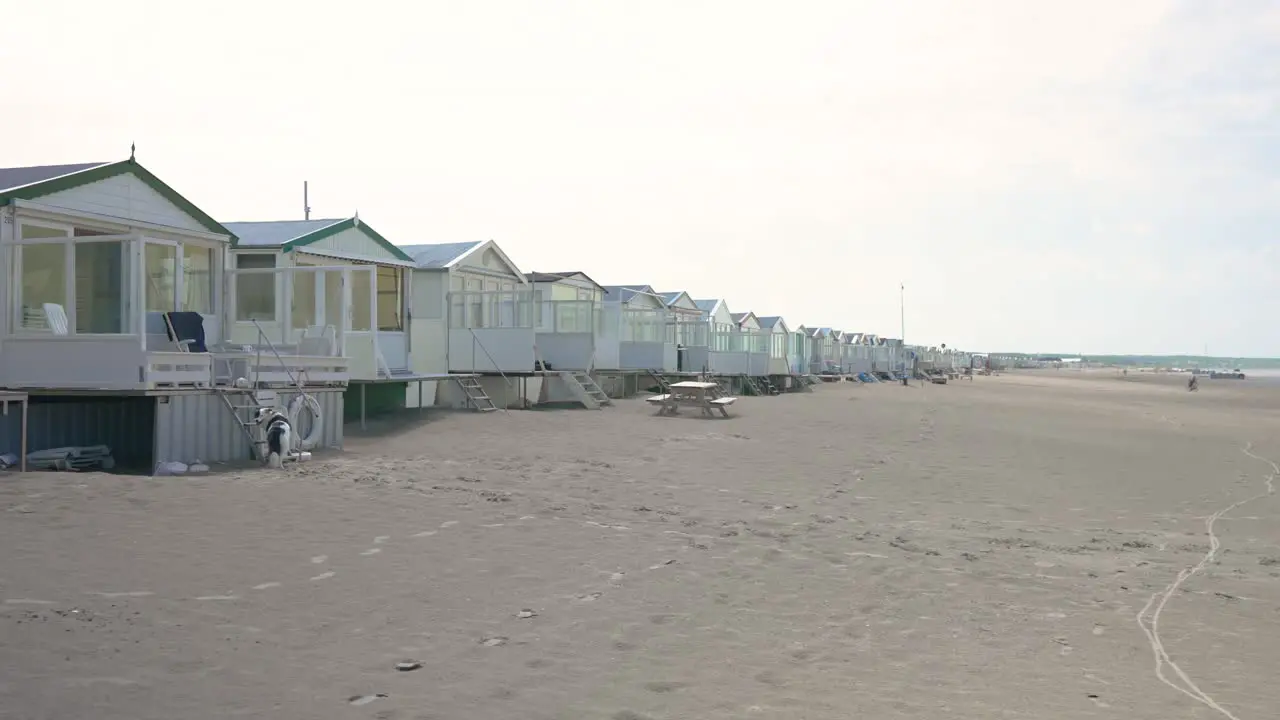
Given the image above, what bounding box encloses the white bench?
[709,396,737,416]
[645,394,672,404]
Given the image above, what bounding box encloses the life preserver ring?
[287,393,324,451]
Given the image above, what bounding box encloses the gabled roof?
[0,158,234,237]
[731,312,760,328]
[602,285,655,302]
[524,271,605,291]
[402,240,528,281]
[225,216,414,261]
[693,298,728,316]
[656,290,692,307]
[757,316,789,332]
[399,241,482,268]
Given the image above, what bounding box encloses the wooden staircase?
[561,371,612,409]
[454,376,498,412]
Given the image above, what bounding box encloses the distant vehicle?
[1209,370,1246,380]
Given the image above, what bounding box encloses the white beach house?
[0,157,344,467]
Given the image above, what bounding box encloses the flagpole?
[899,283,905,344]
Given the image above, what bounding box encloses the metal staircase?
[756,376,780,395]
[215,320,306,461]
[561,371,612,409]
[454,376,498,412]
[644,369,671,394]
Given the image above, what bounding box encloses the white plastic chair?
[42,303,69,335]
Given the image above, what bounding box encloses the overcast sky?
[6,1,1278,355]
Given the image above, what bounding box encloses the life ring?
[287,393,324,451]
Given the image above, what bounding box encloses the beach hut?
[788,326,808,375]
[730,312,770,377]
[693,298,750,376]
[598,285,676,372]
[656,291,706,373]
[526,271,604,370]
[224,217,420,419]
[757,316,793,377]
[0,157,345,466]
[400,241,535,409]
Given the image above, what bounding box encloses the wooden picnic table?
[646,381,738,417]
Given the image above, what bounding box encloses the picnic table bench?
[646,381,737,417]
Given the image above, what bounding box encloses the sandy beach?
[2,371,1278,719]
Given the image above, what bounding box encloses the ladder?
[454,376,498,412]
[215,320,307,461]
[757,376,779,395]
[644,369,671,394]
[561,371,612,409]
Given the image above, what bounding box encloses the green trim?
[278,217,414,262]
[0,159,236,239]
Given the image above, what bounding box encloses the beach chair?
[42,303,69,335]
[298,324,336,356]
[163,311,208,353]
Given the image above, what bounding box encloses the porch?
[447,289,535,373]
[709,329,769,375]
[534,298,598,370]
[614,307,677,372]
[0,237,356,391]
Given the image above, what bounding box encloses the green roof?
[0,158,235,238]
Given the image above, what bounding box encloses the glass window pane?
[351,270,372,331]
[182,245,214,314]
[20,243,67,330]
[21,224,68,240]
[235,254,276,321]
[75,241,125,333]
[144,243,177,313]
[292,269,316,329]
[376,266,402,331]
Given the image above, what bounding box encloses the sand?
[2,371,1279,719]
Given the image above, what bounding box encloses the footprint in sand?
[252,582,282,590]
[411,531,437,538]
[361,548,382,556]
[441,521,459,528]
[310,572,335,581]
[310,555,328,564]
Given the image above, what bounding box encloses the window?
[376,266,403,331]
[466,278,483,328]
[351,268,372,331]
[182,245,214,314]
[75,241,125,333]
[19,243,67,331]
[236,253,276,321]
[144,243,177,313]
[292,268,317,329]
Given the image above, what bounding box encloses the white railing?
[448,290,535,330]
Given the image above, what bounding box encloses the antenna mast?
[304,181,311,220]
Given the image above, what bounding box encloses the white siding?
[455,242,524,280]
[669,293,699,312]
[304,226,402,262]
[37,173,209,233]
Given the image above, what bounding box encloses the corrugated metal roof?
[400,242,481,269]
[224,219,346,247]
[0,162,108,193]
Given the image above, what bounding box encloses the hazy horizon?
[6,1,1278,355]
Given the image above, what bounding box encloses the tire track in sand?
[1135,442,1277,719]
